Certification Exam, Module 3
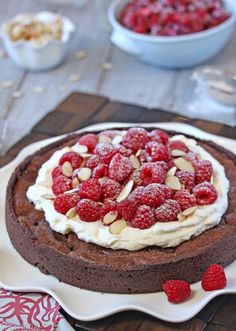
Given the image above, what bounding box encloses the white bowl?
[108,0,236,69]
[1,12,75,71]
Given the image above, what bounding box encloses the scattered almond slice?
[62,161,73,177]
[64,188,79,194]
[103,211,118,225]
[68,74,81,83]
[77,167,92,181]
[32,85,45,93]
[66,207,77,219]
[210,175,214,184]
[74,50,87,60]
[116,180,134,202]
[130,155,140,170]
[98,135,112,143]
[177,214,186,222]
[109,219,127,234]
[73,144,88,154]
[101,62,113,71]
[12,90,23,99]
[182,206,198,216]
[173,157,195,173]
[112,135,122,145]
[41,194,55,200]
[1,80,15,89]
[99,176,109,184]
[72,177,79,188]
[38,181,51,188]
[171,149,186,157]
[80,153,93,158]
[136,149,142,157]
[166,166,177,177]
[165,176,181,190]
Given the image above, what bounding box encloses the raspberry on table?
[86,155,100,169]
[159,184,173,199]
[145,141,169,162]
[52,175,73,195]
[94,143,117,164]
[92,164,109,179]
[54,192,79,215]
[193,182,218,205]
[77,178,102,201]
[169,140,188,153]
[118,197,139,221]
[176,171,195,191]
[121,128,149,152]
[162,280,191,304]
[140,162,167,185]
[52,165,62,179]
[149,129,169,145]
[101,201,118,218]
[195,160,213,184]
[109,153,133,182]
[59,151,83,170]
[141,183,165,208]
[77,199,101,222]
[129,186,145,204]
[78,134,98,151]
[201,264,227,291]
[155,199,181,222]
[102,179,121,200]
[131,205,156,229]
[173,189,196,211]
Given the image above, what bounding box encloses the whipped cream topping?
[27,133,229,251]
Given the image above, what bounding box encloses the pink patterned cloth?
[0,288,63,331]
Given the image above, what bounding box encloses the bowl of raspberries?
[108,0,236,68]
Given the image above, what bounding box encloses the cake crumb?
[12,90,23,99]
[68,74,81,83]
[101,62,113,71]
[74,50,87,60]
[33,85,45,93]
[1,80,15,89]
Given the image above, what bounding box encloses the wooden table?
[0,0,236,156]
[1,91,236,331]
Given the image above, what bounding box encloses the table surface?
[0,91,236,331]
[0,0,236,156]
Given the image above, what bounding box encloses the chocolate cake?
[5,128,236,294]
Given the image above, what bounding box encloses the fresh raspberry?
[77,178,101,201]
[118,198,139,221]
[176,171,195,190]
[54,192,79,215]
[155,199,181,222]
[109,153,133,182]
[117,145,133,157]
[101,201,118,218]
[193,182,218,205]
[195,160,213,184]
[128,170,143,188]
[169,140,188,153]
[149,129,169,145]
[78,134,98,151]
[159,184,173,199]
[129,186,145,204]
[51,165,62,179]
[77,199,101,222]
[131,205,156,229]
[163,280,191,304]
[121,128,149,152]
[184,152,200,169]
[102,179,121,200]
[59,152,83,170]
[141,183,165,208]
[173,189,196,211]
[86,155,100,169]
[145,141,169,162]
[94,143,117,164]
[140,162,166,185]
[92,164,109,179]
[52,176,73,195]
[98,130,120,139]
[201,264,227,291]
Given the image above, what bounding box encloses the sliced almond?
[166,166,177,177]
[112,135,122,145]
[136,149,142,157]
[41,194,55,200]
[80,153,93,158]
[73,144,88,154]
[66,207,77,219]
[171,149,186,157]
[62,161,73,177]
[177,214,186,222]
[72,177,79,188]
[64,188,79,194]
[182,206,198,216]
[99,176,109,184]
[165,176,181,190]
[103,211,118,225]
[38,180,51,188]
[98,135,112,143]
[77,167,92,181]
[109,219,127,234]
[116,180,134,203]
[130,155,140,170]
[173,157,195,173]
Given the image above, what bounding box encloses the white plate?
[1,122,236,323]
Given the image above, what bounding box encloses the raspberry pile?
[50,128,218,230]
[121,0,230,36]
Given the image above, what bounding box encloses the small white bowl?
[108,0,236,69]
[1,12,75,71]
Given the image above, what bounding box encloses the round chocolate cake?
[5,127,236,294]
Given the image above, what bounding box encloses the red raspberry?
[52,176,72,195]
[193,182,218,205]
[98,130,120,139]
[118,198,139,221]
[141,183,165,207]
[102,179,121,200]
[131,205,156,229]
[155,199,181,222]
[59,152,83,170]
[94,143,117,164]
[77,199,101,222]
[140,162,166,185]
[129,186,145,204]
[109,153,133,182]
[128,170,143,188]
[101,201,118,218]
[163,280,191,304]
[78,133,98,151]
[77,178,101,201]
[117,145,133,157]
[173,189,196,211]
[169,140,188,153]
[159,184,173,199]
[54,192,79,215]
[92,164,109,179]
[121,128,149,152]
[201,264,227,291]
[176,171,195,191]
[52,165,62,179]
[195,160,213,184]
[86,155,100,169]
[185,152,200,169]
[149,129,169,145]
[145,141,169,162]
